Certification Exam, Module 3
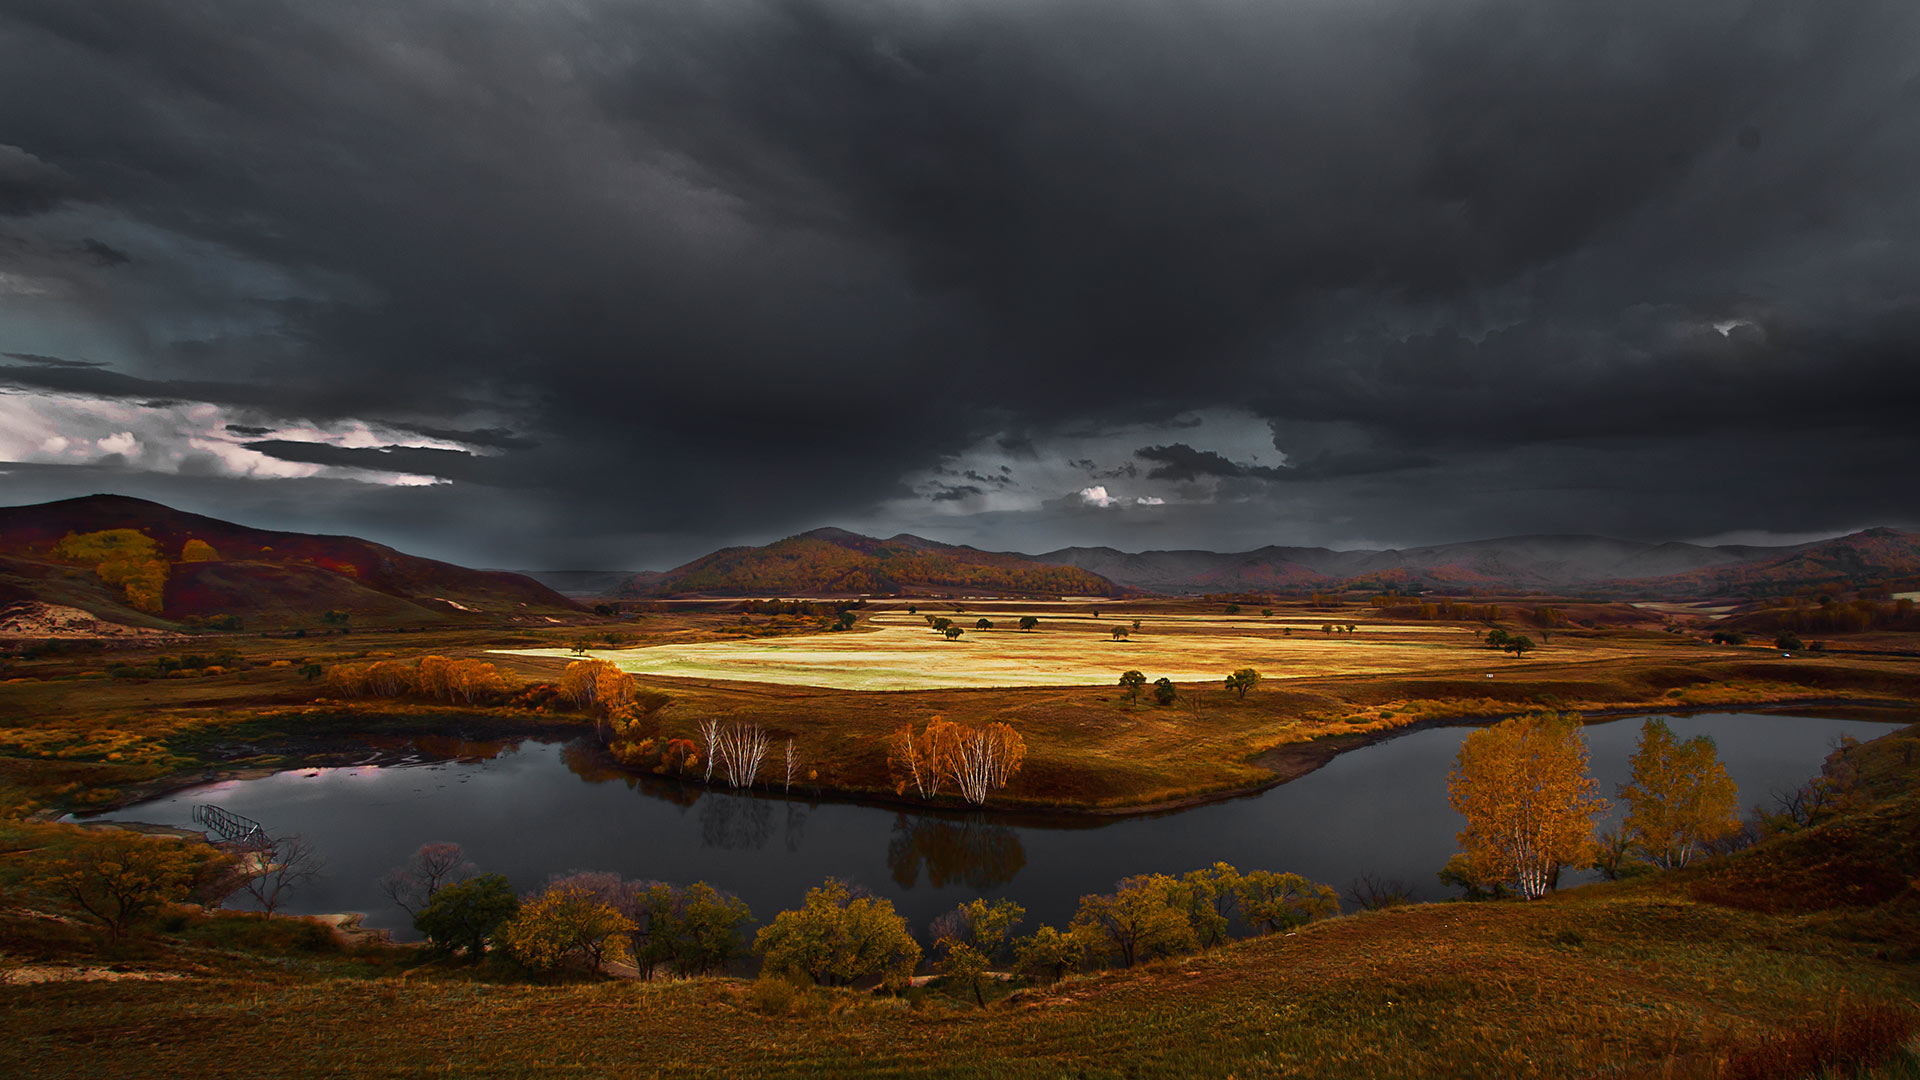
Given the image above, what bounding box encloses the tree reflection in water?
[700,794,774,851]
[784,801,807,853]
[560,741,704,808]
[887,813,1027,889]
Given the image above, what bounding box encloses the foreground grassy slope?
[4,724,1918,1079]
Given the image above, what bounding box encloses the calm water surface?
[82,711,1909,938]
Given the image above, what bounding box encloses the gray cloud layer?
[1,0,1916,567]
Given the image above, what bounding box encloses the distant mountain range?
[617,525,1920,599]
[614,528,1131,599]
[5,497,1914,619]
[0,495,580,629]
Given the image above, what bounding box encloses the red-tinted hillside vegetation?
[0,494,580,629]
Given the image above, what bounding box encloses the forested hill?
[616,528,1131,598]
[0,494,581,628]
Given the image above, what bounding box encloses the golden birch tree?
[1447,712,1607,900]
[1618,718,1740,869]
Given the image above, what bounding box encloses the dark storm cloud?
[5,352,103,368]
[1136,443,1433,484]
[243,440,498,484]
[0,144,74,216]
[1,0,1916,565]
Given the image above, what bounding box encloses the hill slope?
[618,528,1131,598]
[0,494,581,629]
[1038,529,1920,596]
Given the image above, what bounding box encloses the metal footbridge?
[192,803,271,849]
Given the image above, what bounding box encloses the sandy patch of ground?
[0,602,166,638]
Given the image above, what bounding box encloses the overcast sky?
[2,0,1917,570]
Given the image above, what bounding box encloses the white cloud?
[0,389,470,486]
[1079,485,1115,507]
[96,431,139,456]
[1136,495,1165,506]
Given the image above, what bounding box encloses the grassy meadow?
[4,597,1920,815]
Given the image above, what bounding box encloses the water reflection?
[79,711,1908,939]
[887,814,1027,890]
[700,795,774,851]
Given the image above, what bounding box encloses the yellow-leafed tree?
[1447,712,1607,900]
[53,529,169,613]
[180,538,219,562]
[1618,718,1741,869]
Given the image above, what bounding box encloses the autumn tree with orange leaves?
[888,717,1027,806]
[1447,712,1607,900]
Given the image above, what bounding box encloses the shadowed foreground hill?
[619,527,1132,598]
[0,494,581,629]
[5,725,1916,1079]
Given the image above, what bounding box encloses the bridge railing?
[191,803,271,850]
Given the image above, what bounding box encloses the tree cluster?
[886,717,1027,805]
[53,529,169,614]
[324,654,519,703]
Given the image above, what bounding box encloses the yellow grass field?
[502,608,1664,690]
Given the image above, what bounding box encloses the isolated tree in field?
[34,830,207,941]
[1151,677,1177,706]
[1225,604,1241,614]
[932,617,953,633]
[1447,713,1607,900]
[1118,669,1147,701]
[298,662,324,681]
[944,625,964,641]
[1018,616,1038,632]
[1262,609,1274,617]
[414,873,518,958]
[1110,626,1129,640]
[1013,924,1086,982]
[239,834,324,916]
[1234,869,1340,934]
[499,882,636,974]
[1321,623,1333,635]
[1618,719,1740,869]
[1346,623,1357,633]
[1224,667,1261,699]
[754,878,921,991]
[379,841,475,917]
[1504,634,1535,658]
[1484,628,1511,649]
[975,618,993,630]
[1069,874,1198,968]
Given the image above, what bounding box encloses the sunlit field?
[502,607,1665,690]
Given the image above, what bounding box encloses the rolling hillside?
[0,494,582,629]
[1037,529,1920,597]
[617,528,1131,598]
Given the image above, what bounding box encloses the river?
[78,709,1908,939]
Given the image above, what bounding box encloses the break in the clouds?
[1,0,1917,569]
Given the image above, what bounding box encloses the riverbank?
[8,718,1919,1079]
